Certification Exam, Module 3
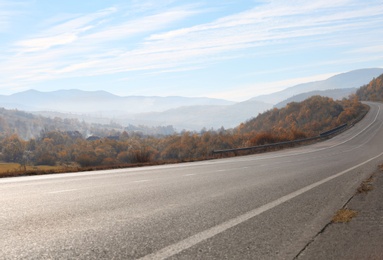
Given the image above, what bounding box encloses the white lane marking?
[184,174,196,177]
[139,150,383,260]
[48,189,78,194]
[326,104,381,149]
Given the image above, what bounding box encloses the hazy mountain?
[252,68,383,104]
[0,89,273,131]
[32,99,272,131]
[125,99,273,131]
[0,89,234,114]
[1,68,381,133]
[274,88,357,109]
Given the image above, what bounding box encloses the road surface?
[1,102,383,259]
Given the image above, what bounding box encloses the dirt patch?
[331,208,358,223]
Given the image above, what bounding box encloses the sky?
[0,0,382,101]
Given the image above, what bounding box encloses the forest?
[0,95,367,175]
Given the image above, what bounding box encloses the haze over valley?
[1,68,382,132]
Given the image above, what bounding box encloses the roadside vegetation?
[356,73,383,101]
[332,208,358,223]
[0,95,367,177]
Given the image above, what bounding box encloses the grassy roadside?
[331,164,382,224]
[0,159,200,178]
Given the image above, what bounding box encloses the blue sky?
[0,0,382,101]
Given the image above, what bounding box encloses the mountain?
[1,68,381,133]
[252,68,383,104]
[274,88,357,109]
[0,89,273,131]
[0,89,235,114]
[124,99,272,131]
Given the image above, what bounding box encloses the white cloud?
[0,0,382,94]
[17,33,78,52]
[0,0,24,32]
[14,7,116,52]
[83,7,198,42]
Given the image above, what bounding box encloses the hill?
[356,73,383,101]
[274,88,356,109]
[0,96,367,170]
[127,99,272,131]
[0,68,380,132]
[252,68,383,104]
[237,96,366,146]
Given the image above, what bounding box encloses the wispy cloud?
[0,0,23,32]
[1,4,201,80]
[15,7,117,52]
[0,0,382,94]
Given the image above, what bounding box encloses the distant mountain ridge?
[126,99,273,130]
[252,68,383,104]
[0,89,235,114]
[0,68,381,132]
[274,88,357,109]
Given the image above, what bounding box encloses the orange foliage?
[0,96,366,168]
[356,73,383,101]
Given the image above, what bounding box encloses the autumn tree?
[1,134,26,167]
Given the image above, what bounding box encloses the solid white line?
[327,103,381,149]
[139,150,383,260]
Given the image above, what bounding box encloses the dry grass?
[0,160,189,178]
[0,163,23,172]
[0,163,62,172]
[357,176,374,194]
[332,208,358,223]
[0,163,67,178]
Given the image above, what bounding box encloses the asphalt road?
[1,102,383,260]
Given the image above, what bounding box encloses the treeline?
[356,73,383,101]
[0,96,366,170]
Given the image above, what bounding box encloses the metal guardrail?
[212,123,351,155]
[212,106,370,155]
[319,123,347,137]
[212,136,320,154]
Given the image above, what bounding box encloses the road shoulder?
[296,165,383,260]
